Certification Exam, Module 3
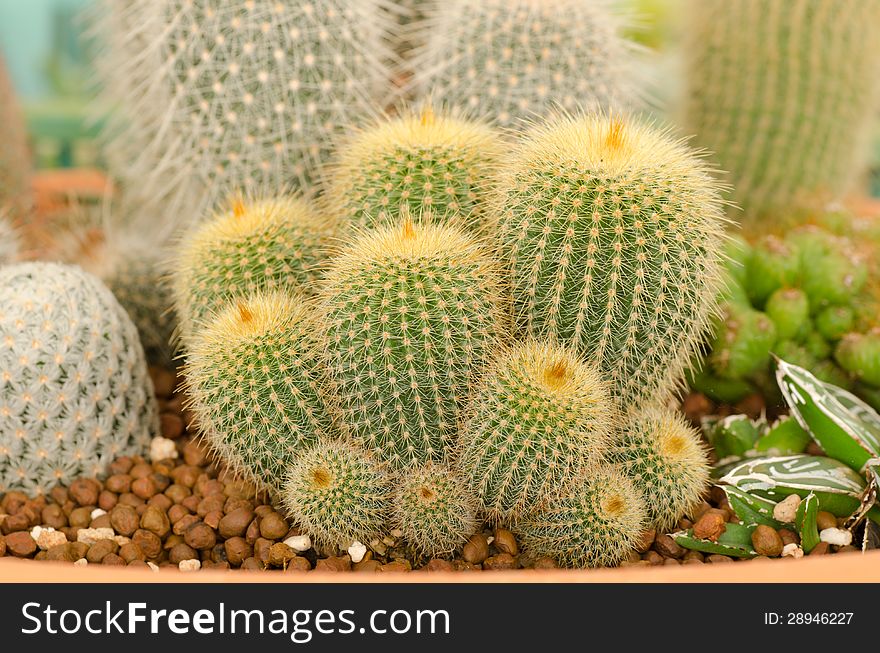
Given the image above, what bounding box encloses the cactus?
[0,263,158,495]
[608,405,710,530]
[764,288,809,342]
[170,196,331,341]
[682,0,880,218]
[92,0,395,225]
[406,0,639,127]
[497,114,728,406]
[282,439,391,550]
[392,462,479,558]
[744,236,800,307]
[182,291,335,494]
[459,340,613,522]
[815,306,855,342]
[322,107,504,232]
[320,219,504,469]
[835,331,880,388]
[515,464,646,568]
[0,56,31,221]
[0,210,20,264]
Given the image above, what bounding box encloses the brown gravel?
[751,525,784,557]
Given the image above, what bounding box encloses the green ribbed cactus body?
[460,340,613,522]
[683,0,880,217]
[183,292,334,494]
[498,115,728,406]
[321,221,503,469]
[0,57,31,220]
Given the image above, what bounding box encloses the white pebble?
[781,543,803,559]
[819,527,852,547]
[90,508,107,520]
[285,535,311,552]
[772,494,801,523]
[347,540,367,564]
[33,527,67,551]
[486,536,495,545]
[74,558,88,567]
[114,535,131,546]
[150,436,179,461]
[179,559,201,572]
[147,562,160,572]
[77,528,116,545]
[30,526,44,540]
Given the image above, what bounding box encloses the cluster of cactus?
[0,263,158,495]
[405,0,640,127]
[682,0,880,219]
[692,220,880,409]
[0,56,31,222]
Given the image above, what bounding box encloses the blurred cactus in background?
[0,56,32,221]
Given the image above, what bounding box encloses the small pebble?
[74,558,88,567]
[772,494,800,523]
[150,437,179,462]
[348,540,367,564]
[816,511,838,532]
[90,508,107,520]
[462,533,489,564]
[77,527,116,545]
[751,525,784,557]
[284,534,311,552]
[781,543,803,559]
[819,528,852,547]
[179,559,201,572]
[693,511,726,542]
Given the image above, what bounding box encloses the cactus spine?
[460,340,613,522]
[497,114,728,406]
[323,107,504,232]
[183,291,335,494]
[406,0,639,127]
[0,263,158,495]
[320,219,504,469]
[608,405,710,531]
[682,0,880,217]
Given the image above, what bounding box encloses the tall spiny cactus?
[497,113,729,406]
[322,106,504,232]
[682,0,880,217]
[0,263,158,495]
[405,0,640,127]
[0,56,31,221]
[320,219,504,469]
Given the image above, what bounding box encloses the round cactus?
[320,219,504,469]
[497,113,728,406]
[836,331,880,388]
[764,288,809,342]
[460,340,613,522]
[407,0,640,127]
[322,106,504,232]
[282,439,391,550]
[515,464,646,568]
[744,235,801,307]
[171,196,331,340]
[182,291,335,494]
[800,241,867,309]
[815,306,855,342]
[0,263,158,495]
[709,304,777,380]
[392,462,479,558]
[0,210,20,264]
[608,405,710,531]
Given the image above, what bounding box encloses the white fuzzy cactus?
[92,0,396,228]
[0,263,158,495]
[405,0,640,127]
[0,210,20,264]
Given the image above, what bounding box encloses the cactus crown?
[497,113,729,406]
[323,106,504,232]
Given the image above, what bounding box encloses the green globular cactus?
[708,304,777,380]
[497,114,728,406]
[0,210,20,264]
[182,291,335,494]
[320,219,504,469]
[459,340,613,522]
[171,196,331,341]
[0,57,31,221]
[282,439,391,550]
[322,107,504,232]
[515,464,646,568]
[799,241,867,309]
[835,331,880,388]
[682,0,880,218]
[816,306,855,342]
[764,288,809,342]
[392,462,479,558]
[609,405,710,531]
[0,263,158,495]
[406,0,640,127]
[744,236,800,307]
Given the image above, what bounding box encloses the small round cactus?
[460,340,613,522]
[171,196,331,340]
[0,263,158,495]
[323,106,504,232]
[497,113,728,406]
[836,331,880,388]
[816,306,855,342]
[744,235,800,307]
[764,288,809,342]
[392,462,479,558]
[182,291,335,493]
[0,210,20,264]
[282,439,391,550]
[708,304,777,380]
[515,464,647,568]
[320,219,504,469]
[608,405,710,531]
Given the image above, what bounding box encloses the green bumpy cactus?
[392,462,479,558]
[682,0,880,218]
[323,107,504,232]
[0,210,19,264]
[459,340,613,522]
[744,236,800,307]
[497,114,728,406]
[515,464,646,568]
[282,439,391,550]
[764,288,809,342]
[182,291,335,494]
[407,0,639,127]
[836,331,880,388]
[320,219,504,469]
[608,405,710,531]
[0,57,31,221]
[0,263,158,495]
[171,196,331,341]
